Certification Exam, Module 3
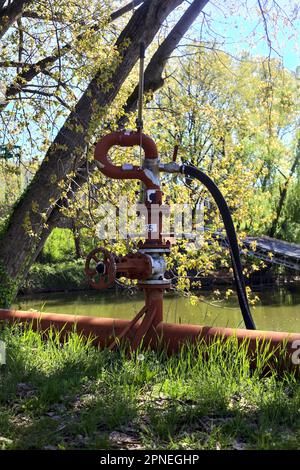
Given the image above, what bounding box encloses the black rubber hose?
[181,164,256,330]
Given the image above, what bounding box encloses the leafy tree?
[0,0,208,306]
[142,47,300,286]
[0,0,299,307]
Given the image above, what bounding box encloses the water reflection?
[13,286,300,333]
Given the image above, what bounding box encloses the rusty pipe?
[94,130,159,189]
[116,253,152,280]
[1,309,300,372]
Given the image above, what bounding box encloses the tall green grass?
[0,323,299,450]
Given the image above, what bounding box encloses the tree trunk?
[35,0,207,263]
[72,217,82,259]
[0,0,31,40]
[0,1,146,111]
[268,140,300,238]
[0,0,184,307]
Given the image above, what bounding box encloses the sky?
[189,0,300,73]
[2,0,300,161]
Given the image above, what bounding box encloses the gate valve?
[116,253,152,280]
[86,248,155,289]
[85,247,116,290]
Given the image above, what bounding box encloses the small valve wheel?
[85,247,116,290]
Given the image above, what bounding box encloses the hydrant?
[85,130,171,350]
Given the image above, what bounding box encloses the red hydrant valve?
[86,129,172,350]
[85,247,116,290]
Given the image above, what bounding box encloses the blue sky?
[3,0,300,161]
[191,0,300,72]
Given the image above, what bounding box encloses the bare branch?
[20,87,73,110]
[21,1,145,24]
[120,0,209,124]
[0,1,146,110]
[0,60,27,67]
[257,0,282,63]
[110,0,145,22]
[0,0,32,40]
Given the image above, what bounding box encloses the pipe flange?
[139,279,171,285]
[138,248,170,254]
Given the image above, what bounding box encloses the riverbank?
[20,260,89,294]
[20,260,298,295]
[0,323,300,450]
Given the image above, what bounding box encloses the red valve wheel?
[85,247,116,290]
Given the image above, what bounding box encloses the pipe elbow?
[94,131,158,166]
[94,130,159,188]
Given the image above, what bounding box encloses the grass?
[0,323,300,450]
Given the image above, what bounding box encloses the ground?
[0,323,300,450]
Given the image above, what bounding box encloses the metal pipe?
[136,42,145,131]
[94,130,159,189]
[1,309,299,371]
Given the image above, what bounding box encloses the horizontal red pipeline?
[1,309,300,371]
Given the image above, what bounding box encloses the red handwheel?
[85,247,116,290]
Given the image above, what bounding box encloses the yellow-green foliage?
[40,228,76,263]
[1,10,300,293]
[0,262,18,308]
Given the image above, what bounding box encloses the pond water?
[13,285,300,333]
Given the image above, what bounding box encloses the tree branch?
[0,1,146,109]
[45,0,209,236]
[121,0,209,123]
[0,0,32,40]
[21,1,145,24]
[110,0,145,22]
[0,0,184,278]
[0,60,26,67]
[269,139,300,237]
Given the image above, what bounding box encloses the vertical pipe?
[136,41,145,131]
[144,287,164,326]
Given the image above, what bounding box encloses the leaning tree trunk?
[0,0,184,307]
[0,0,32,40]
[33,0,208,265]
[72,217,82,259]
[268,140,300,238]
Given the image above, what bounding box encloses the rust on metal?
[87,129,171,349]
[2,129,298,372]
[1,309,300,371]
[94,130,159,189]
[85,247,116,290]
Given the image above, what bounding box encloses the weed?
[0,323,299,450]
